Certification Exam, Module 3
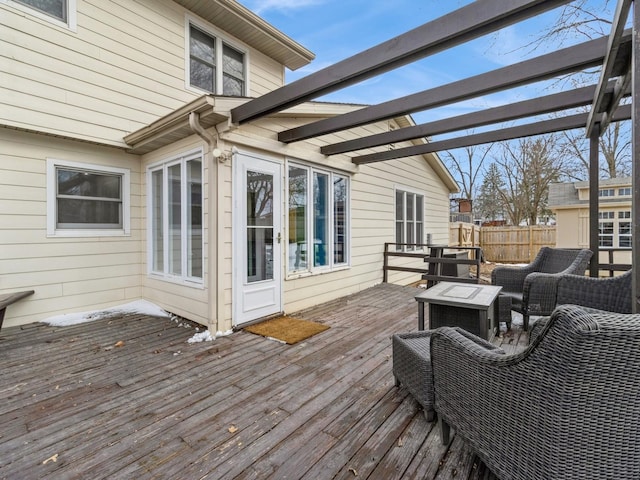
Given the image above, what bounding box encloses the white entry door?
[233,153,282,326]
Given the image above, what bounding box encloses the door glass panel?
[247,170,274,283]
[313,172,329,267]
[168,164,182,275]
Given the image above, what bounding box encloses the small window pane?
[416,222,424,245]
[406,193,415,220]
[416,195,423,219]
[313,172,329,267]
[396,222,404,246]
[151,169,164,272]
[190,60,215,92]
[57,169,120,198]
[16,0,65,21]
[57,199,121,226]
[406,222,415,250]
[190,26,216,92]
[333,175,347,264]
[395,191,404,220]
[288,166,308,271]
[190,26,215,64]
[223,75,243,96]
[223,44,244,81]
[187,160,202,278]
[168,164,182,276]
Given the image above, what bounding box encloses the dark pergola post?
[633,0,640,313]
[589,124,601,278]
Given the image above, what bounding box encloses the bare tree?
[493,136,564,226]
[443,142,494,201]
[528,0,629,180]
[532,0,614,47]
[560,120,632,180]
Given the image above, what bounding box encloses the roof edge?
[216,0,315,65]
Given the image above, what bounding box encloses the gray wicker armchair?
[491,247,592,330]
[431,305,640,480]
[529,269,633,342]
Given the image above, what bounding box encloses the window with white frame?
[148,151,203,283]
[598,188,615,197]
[395,189,424,251]
[618,187,632,196]
[8,0,76,28]
[287,163,349,273]
[598,211,615,247]
[619,210,632,248]
[46,159,130,236]
[188,23,246,96]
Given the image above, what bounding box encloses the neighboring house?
[549,177,632,271]
[1,0,457,330]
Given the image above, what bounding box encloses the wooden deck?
[0,283,529,479]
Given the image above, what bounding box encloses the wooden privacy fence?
[480,226,556,263]
[449,222,480,248]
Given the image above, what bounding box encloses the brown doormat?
[243,316,330,344]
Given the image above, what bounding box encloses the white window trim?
[184,15,250,96]
[1,0,77,31]
[394,185,426,252]
[285,160,351,279]
[146,148,205,288]
[46,158,130,237]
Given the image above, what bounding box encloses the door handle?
[277,232,282,244]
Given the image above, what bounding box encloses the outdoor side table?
[415,282,502,340]
[392,331,435,421]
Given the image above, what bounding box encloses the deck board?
[0,283,529,479]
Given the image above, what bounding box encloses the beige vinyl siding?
[0,0,285,146]
[0,129,144,327]
[138,135,213,327]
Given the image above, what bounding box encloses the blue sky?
[237,1,616,124]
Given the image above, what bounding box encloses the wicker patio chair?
[430,305,640,480]
[491,247,592,330]
[529,269,633,342]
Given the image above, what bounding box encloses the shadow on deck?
[0,283,529,479]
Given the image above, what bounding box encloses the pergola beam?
[231,0,572,125]
[585,0,632,136]
[632,0,640,313]
[321,83,617,156]
[279,34,620,144]
[352,104,632,164]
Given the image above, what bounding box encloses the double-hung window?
[188,23,246,96]
[148,151,203,284]
[619,211,632,248]
[287,164,349,273]
[395,189,424,251]
[598,211,615,247]
[47,159,130,236]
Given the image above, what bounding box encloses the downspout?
[189,111,225,333]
